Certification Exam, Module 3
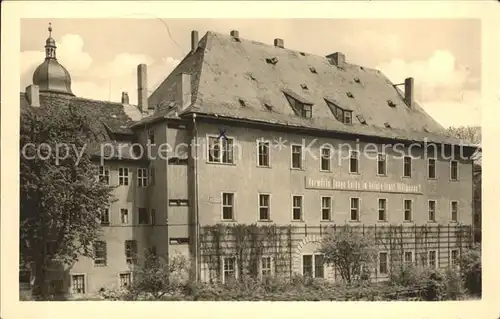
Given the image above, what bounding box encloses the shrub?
[459,244,481,296]
[319,225,378,284]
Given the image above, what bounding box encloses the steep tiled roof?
[142,31,472,147]
[20,92,145,160]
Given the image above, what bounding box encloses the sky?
[20,18,482,128]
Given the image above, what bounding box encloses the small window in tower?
[384,122,391,128]
[346,92,354,99]
[309,67,317,74]
[301,83,309,90]
[356,115,367,125]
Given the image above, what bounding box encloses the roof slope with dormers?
[140,31,470,146]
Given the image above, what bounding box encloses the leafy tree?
[20,104,115,299]
[319,226,378,284]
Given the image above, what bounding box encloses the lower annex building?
[20,27,477,296]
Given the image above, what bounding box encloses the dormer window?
[325,98,353,125]
[309,67,317,74]
[387,100,396,107]
[301,83,309,90]
[283,89,314,119]
[384,122,391,128]
[346,92,354,98]
[264,102,273,111]
[266,57,278,65]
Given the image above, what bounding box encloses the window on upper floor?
[378,199,387,221]
[291,145,303,169]
[349,150,359,174]
[451,201,458,222]
[98,166,110,185]
[147,128,155,145]
[138,207,149,224]
[93,241,107,266]
[325,99,353,124]
[428,200,436,222]
[258,194,271,221]
[99,208,110,226]
[428,158,436,179]
[320,147,331,172]
[450,160,459,180]
[222,193,235,221]
[125,240,138,264]
[118,167,129,186]
[403,156,412,177]
[208,136,234,164]
[377,153,387,176]
[350,198,360,221]
[137,168,148,188]
[404,200,413,222]
[292,195,303,221]
[321,196,332,221]
[120,209,129,224]
[257,140,270,167]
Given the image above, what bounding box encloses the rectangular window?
[120,209,129,224]
[428,158,436,179]
[292,196,303,221]
[169,237,190,245]
[451,249,459,266]
[261,256,272,277]
[403,156,412,177]
[93,241,107,266]
[377,153,386,176]
[302,254,324,278]
[349,151,359,173]
[118,167,129,186]
[257,141,270,167]
[428,200,436,222]
[379,252,388,275]
[451,201,458,222]
[71,275,85,294]
[137,168,148,187]
[125,240,137,264]
[222,257,236,283]
[208,136,234,164]
[320,147,331,171]
[148,128,155,144]
[100,208,110,225]
[404,200,412,222]
[138,208,149,224]
[344,111,352,124]
[119,273,132,288]
[222,193,234,220]
[258,194,270,221]
[450,161,459,180]
[291,145,303,169]
[321,196,332,221]
[378,199,387,221]
[404,251,413,264]
[350,198,360,221]
[428,250,438,268]
[98,166,110,184]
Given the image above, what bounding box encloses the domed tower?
[32,23,74,96]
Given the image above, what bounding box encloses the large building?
[20,27,477,297]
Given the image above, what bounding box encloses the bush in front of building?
[318,225,378,285]
[458,244,481,297]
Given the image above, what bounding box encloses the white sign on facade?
[305,177,423,194]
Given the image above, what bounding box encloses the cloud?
[376,50,481,127]
[20,33,180,105]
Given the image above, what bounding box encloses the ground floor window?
[71,274,86,294]
[451,249,459,267]
[404,251,414,264]
[119,272,132,288]
[428,250,438,268]
[261,256,273,277]
[379,252,389,275]
[222,256,236,283]
[302,254,324,278]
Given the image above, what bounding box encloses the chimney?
[326,52,346,68]
[25,85,40,107]
[137,64,148,113]
[121,92,130,104]
[191,30,199,53]
[274,38,284,48]
[404,77,414,108]
[230,30,239,38]
[177,73,192,110]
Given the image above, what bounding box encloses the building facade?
[20,27,476,297]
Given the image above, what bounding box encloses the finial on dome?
[48,22,52,36]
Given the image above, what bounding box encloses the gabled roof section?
[20,92,136,142]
